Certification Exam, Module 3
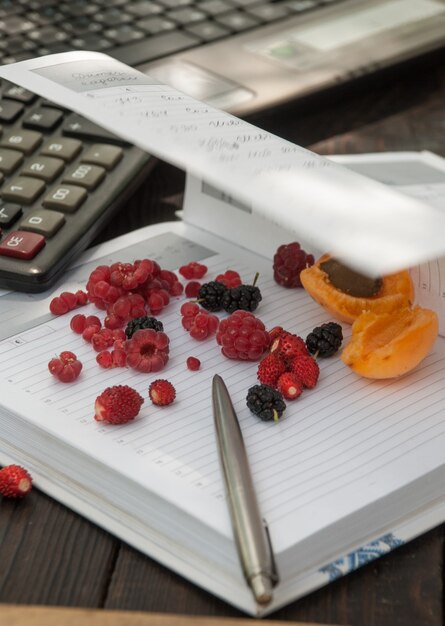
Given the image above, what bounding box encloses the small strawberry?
[290,355,320,389]
[277,372,303,400]
[257,353,286,388]
[268,326,285,344]
[0,464,32,498]
[149,379,176,406]
[94,385,144,424]
[270,331,308,362]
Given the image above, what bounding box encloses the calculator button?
[23,107,64,131]
[0,148,24,174]
[62,163,106,190]
[81,144,123,170]
[42,184,87,213]
[63,113,129,145]
[0,230,45,259]
[0,129,43,154]
[19,208,65,237]
[0,99,24,123]
[40,137,82,162]
[1,176,46,204]
[0,202,22,227]
[2,84,37,104]
[21,155,64,182]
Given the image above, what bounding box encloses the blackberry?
[246,384,286,422]
[306,322,343,357]
[222,284,262,313]
[125,315,164,339]
[198,281,228,312]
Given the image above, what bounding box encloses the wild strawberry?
[94,385,144,424]
[277,372,303,400]
[0,465,32,498]
[268,326,285,343]
[257,353,286,388]
[48,352,82,382]
[290,355,320,389]
[186,356,201,371]
[270,331,308,362]
[149,379,176,406]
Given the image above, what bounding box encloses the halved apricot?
[341,306,438,379]
[300,254,414,324]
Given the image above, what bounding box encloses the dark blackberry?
[125,316,164,338]
[246,384,286,422]
[222,284,262,314]
[306,322,343,357]
[198,281,228,312]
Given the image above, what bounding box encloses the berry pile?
[273,242,314,288]
[216,311,270,360]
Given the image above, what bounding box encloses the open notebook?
[2,161,445,614]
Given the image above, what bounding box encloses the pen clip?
[263,518,280,586]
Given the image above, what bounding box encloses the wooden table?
[1,50,444,626]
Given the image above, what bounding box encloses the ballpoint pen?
[212,374,279,606]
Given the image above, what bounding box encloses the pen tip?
[250,574,273,606]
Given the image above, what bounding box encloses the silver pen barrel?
[212,374,276,605]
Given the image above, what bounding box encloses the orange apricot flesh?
[300,254,414,324]
[341,306,439,379]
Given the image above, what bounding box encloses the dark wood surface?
[1,51,445,626]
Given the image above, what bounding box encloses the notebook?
[2,0,445,115]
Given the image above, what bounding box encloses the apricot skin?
[300,254,414,324]
[341,306,439,379]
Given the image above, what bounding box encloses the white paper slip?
[2,51,445,277]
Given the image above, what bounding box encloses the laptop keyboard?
[0,0,345,68]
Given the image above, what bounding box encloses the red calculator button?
[0,230,45,259]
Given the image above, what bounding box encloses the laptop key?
[215,11,261,32]
[246,5,291,21]
[109,31,200,66]
[185,20,230,41]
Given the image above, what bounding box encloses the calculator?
[0,80,154,293]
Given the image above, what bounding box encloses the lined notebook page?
[1,251,445,554]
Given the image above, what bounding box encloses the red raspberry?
[96,351,113,369]
[257,353,287,388]
[60,291,78,310]
[270,331,308,362]
[185,281,201,298]
[180,302,200,331]
[149,379,176,406]
[49,296,69,315]
[186,356,201,371]
[85,315,101,328]
[215,269,242,288]
[91,329,114,352]
[75,290,88,306]
[169,280,184,296]
[48,351,82,382]
[189,310,219,341]
[82,324,101,342]
[125,328,170,373]
[179,262,208,280]
[290,355,320,389]
[70,313,86,334]
[273,242,314,288]
[94,385,144,424]
[0,465,32,498]
[277,372,304,400]
[216,311,270,361]
[111,348,127,367]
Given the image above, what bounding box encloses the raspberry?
[96,349,127,368]
[186,356,201,371]
[290,355,320,389]
[125,328,169,373]
[277,372,303,400]
[185,281,201,298]
[125,315,164,338]
[273,242,314,288]
[70,313,86,334]
[188,310,219,341]
[96,350,113,369]
[94,385,144,424]
[215,269,242,288]
[82,324,101,342]
[49,296,69,315]
[257,353,287,388]
[0,465,32,498]
[85,315,101,328]
[149,379,176,406]
[48,352,82,382]
[246,384,286,422]
[91,329,114,352]
[75,290,88,306]
[179,262,208,280]
[306,322,343,358]
[216,311,270,361]
[198,281,228,312]
[60,291,78,310]
[270,331,308,362]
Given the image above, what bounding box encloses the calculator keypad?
[0,80,153,292]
